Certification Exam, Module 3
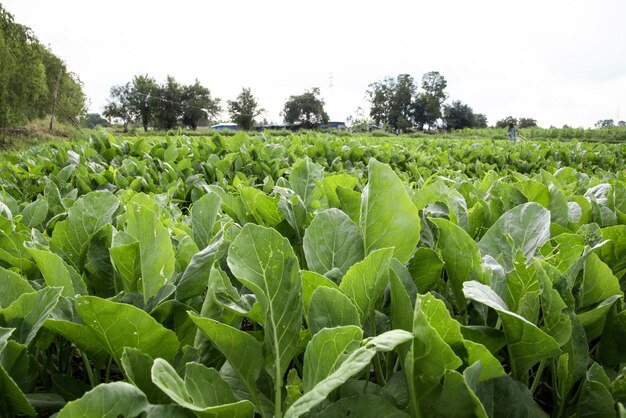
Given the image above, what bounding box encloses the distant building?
[319,121,347,129]
[211,123,238,131]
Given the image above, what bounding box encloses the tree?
[415,71,447,130]
[366,77,393,127]
[153,76,183,130]
[103,83,133,132]
[366,75,417,132]
[228,87,264,131]
[518,118,537,128]
[180,80,220,130]
[0,5,84,127]
[390,74,417,132]
[128,75,159,132]
[474,113,488,128]
[82,113,109,128]
[595,119,615,128]
[619,121,626,127]
[282,88,329,129]
[443,101,476,130]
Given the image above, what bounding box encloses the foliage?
[0,4,85,128]
[367,71,448,131]
[496,116,537,129]
[81,113,110,129]
[367,74,417,132]
[415,71,447,130]
[181,80,221,131]
[228,88,264,131]
[282,88,329,129]
[104,76,220,131]
[0,131,623,417]
[443,100,488,130]
[596,119,615,129]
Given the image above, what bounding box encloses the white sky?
[4,0,626,127]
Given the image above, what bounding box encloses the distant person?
[507,121,518,142]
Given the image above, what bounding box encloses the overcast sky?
[4,0,626,127]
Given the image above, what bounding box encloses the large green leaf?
[176,226,234,302]
[284,330,413,418]
[125,200,176,302]
[189,313,264,410]
[75,296,180,364]
[303,209,364,276]
[360,159,420,262]
[227,223,302,415]
[414,180,469,231]
[407,247,444,293]
[302,325,362,392]
[191,191,221,250]
[21,197,48,228]
[315,394,410,418]
[110,230,141,293]
[306,287,360,334]
[576,363,615,418]
[56,382,149,418]
[289,158,325,209]
[478,202,551,271]
[151,359,254,418]
[322,174,358,208]
[50,190,119,271]
[301,270,339,314]
[0,287,62,346]
[0,328,35,418]
[0,267,34,309]
[27,247,87,297]
[404,293,464,415]
[240,187,282,227]
[463,281,561,378]
[577,295,621,341]
[121,347,169,404]
[474,375,549,418]
[535,261,572,347]
[580,253,622,308]
[338,248,393,322]
[420,369,488,418]
[431,218,483,309]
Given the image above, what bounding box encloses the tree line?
[0,5,85,128]
[103,71,499,133]
[102,75,333,132]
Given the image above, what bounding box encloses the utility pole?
[49,63,63,132]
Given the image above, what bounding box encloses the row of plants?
[0,132,624,417]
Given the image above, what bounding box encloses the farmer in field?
[507,121,518,142]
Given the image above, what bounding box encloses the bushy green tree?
[474,113,488,128]
[180,80,220,131]
[103,83,134,132]
[367,72,447,131]
[228,87,264,131]
[82,113,109,128]
[595,119,615,128]
[282,88,329,129]
[0,5,84,127]
[443,101,489,130]
[415,71,447,130]
[518,118,537,128]
[443,101,475,130]
[153,76,182,130]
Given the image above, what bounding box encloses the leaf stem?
[80,350,97,388]
[369,310,386,385]
[530,360,546,395]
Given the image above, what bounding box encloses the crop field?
[0,132,624,417]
